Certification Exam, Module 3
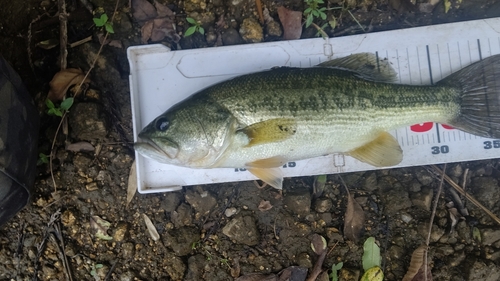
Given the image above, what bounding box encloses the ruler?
[128,18,500,193]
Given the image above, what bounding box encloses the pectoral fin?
[246,156,286,189]
[242,118,297,147]
[347,132,403,167]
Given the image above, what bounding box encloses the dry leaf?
[143,214,160,241]
[48,68,90,101]
[154,0,174,17]
[343,187,365,243]
[402,246,433,281]
[277,6,302,40]
[127,160,137,206]
[90,215,113,240]
[65,141,95,152]
[258,200,273,211]
[132,0,158,22]
[141,20,154,43]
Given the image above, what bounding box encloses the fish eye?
[155,117,170,131]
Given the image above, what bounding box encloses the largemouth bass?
[135,53,500,189]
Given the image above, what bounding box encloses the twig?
[306,248,327,281]
[310,22,329,39]
[51,223,73,281]
[255,0,264,24]
[57,0,68,70]
[425,164,446,281]
[431,165,500,225]
[104,260,119,281]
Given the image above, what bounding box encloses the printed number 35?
[484,140,500,149]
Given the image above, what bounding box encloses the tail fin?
[438,54,500,138]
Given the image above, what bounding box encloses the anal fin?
[347,132,403,167]
[246,156,286,189]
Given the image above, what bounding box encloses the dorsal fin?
[317,53,397,83]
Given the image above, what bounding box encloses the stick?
[255,0,264,24]
[57,0,68,70]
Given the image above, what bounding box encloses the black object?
[0,55,39,226]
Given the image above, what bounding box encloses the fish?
[135,53,500,189]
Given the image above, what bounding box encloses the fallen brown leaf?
[65,141,95,152]
[154,0,174,17]
[127,160,137,206]
[48,68,90,102]
[141,20,154,44]
[402,245,433,281]
[277,6,302,40]
[142,214,160,241]
[258,200,273,211]
[132,0,158,22]
[343,187,365,243]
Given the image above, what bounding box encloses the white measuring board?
[128,17,500,193]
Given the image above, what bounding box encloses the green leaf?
[329,18,337,29]
[60,97,74,111]
[38,153,49,164]
[198,26,205,35]
[305,15,313,28]
[362,237,381,271]
[304,7,312,14]
[185,26,197,36]
[312,10,319,17]
[319,7,327,11]
[186,17,197,24]
[317,0,324,3]
[360,266,384,281]
[46,99,55,109]
[93,14,108,27]
[105,22,114,33]
[320,12,327,20]
[329,262,343,281]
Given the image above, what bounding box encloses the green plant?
[185,17,205,36]
[93,13,114,34]
[46,97,74,117]
[38,153,49,165]
[329,262,343,281]
[304,0,327,28]
[90,263,104,279]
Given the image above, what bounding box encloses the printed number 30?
[431,145,449,154]
[484,140,500,149]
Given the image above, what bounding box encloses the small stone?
[265,20,282,37]
[225,207,237,217]
[239,18,263,43]
[418,222,445,242]
[161,192,182,213]
[121,242,135,258]
[388,245,405,260]
[61,210,76,226]
[164,254,186,280]
[69,103,108,141]
[113,222,129,242]
[339,268,360,281]
[362,172,378,191]
[186,254,205,280]
[481,228,500,246]
[171,203,193,227]
[222,216,259,246]
[414,167,433,185]
[379,187,411,214]
[222,28,243,45]
[185,189,217,218]
[296,252,313,268]
[449,164,463,178]
[85,182,98,191]
[435,245,454,257]
[400,213,412,223]
[408,179,422,192]
[314,198,333,213]
[119,271,136,281]
[471,177,499,209]
[167,227,200,256]
[410,187,433,211]
[468,261,500,281]
[284,192,311,216]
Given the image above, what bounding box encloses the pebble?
[222,28,244,45]
[239,18,263,43]
[222,216,259,246]
[313,198,333,213]
[414,167,434,185]
[410,187,433,211]
[339,268,360,281]
[171,203,193,227]
[186,254,205,280]
[379,186,411,214]
[388,245,405,260]
[284,192,311,217]
[296,252,313,268]
[113,222,129,242]
[471,177,499,209]
[69,103,108,141]
[400,213,412,223]
[362,172,378,191]
[168,227,200,256]
[480,228,500,246]
[185,188,217,218]
[164,253,186,280]
[224,207,237,217]
[121,242,135,258]
[468,261,500,281]
[161,192,182,213]
[265,20,282,38]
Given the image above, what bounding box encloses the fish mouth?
[134,136,180,160]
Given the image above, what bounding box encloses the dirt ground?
[2,0,500,280]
